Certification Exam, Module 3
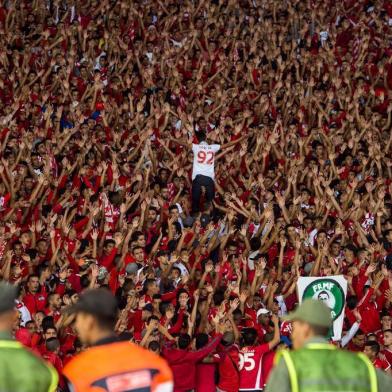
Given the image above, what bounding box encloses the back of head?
[148,340,160,354]
[67,287,118,330]
[46,337,60,353]
[222,332,235,347]
[242,328,258,347]
[178,333,191,349]
[365,340,380,356]
[197,131,207,143]
[195,333,209,349]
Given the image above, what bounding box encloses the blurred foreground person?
[266,299,391,392]
[0,282,58,392]
[63,288,173,392]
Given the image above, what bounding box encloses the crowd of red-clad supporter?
[1,0,392,390]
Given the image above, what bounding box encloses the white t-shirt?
[15,300,31,327]
[192,142,220,180]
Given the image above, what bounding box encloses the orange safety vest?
[63,341,173,392]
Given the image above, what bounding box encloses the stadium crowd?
[0,0,392,390]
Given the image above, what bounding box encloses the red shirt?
[239,343,270,390]
[373,358,390,372]
[195,363,216,392]
[214,345,240,392]
[357,289,381,334]
[127,309,145,335]
[382,349,392,367]
[261,350,276,386]
[163,334,223,392]
[22,291,47,315]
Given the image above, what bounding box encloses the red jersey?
[261,350,276,386]
[195,362,216,392]
[22,291,47,315]
[382,349,392,367]
[239,343,270,390]
[214,345,240,392]
[373,358,391,372]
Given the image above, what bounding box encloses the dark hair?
[144,278,157,293]
[250,237,261,251]
[148,340,160,352]
[27,274,39,283]
[147,315,159,324]
[242,328,258,346]
[25,320,35,329]
[195,333,209,349]
[131,231,144,242]
[264,332,275,343]
[46,338,60,352]
[169,204,179,212]
[132,245,144,254]
[197,131,206,142]
[178,333,191,349]
[346,295,358,310]
[364,341,380,355]
[103,239,115,248]
[213,290,225,306]
[36,263,50,278]
[47,292,59,304]
[344,244,357,255]
[118,332,133,341]
[172,266,181,276]
[65,289,77,298]
[42,317,55,332]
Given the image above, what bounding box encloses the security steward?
[0,282,58,392]
[63,287,173,392]
[266,299,392,392]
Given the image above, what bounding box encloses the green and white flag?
[297,276,347,341]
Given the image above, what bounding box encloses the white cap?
[256,308,270,318]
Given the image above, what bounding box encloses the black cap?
[200,214,210,228]
[143,303,154,313]
[66,288,118,322]
[0,283,17,314]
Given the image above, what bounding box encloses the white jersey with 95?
[192,142,220,180]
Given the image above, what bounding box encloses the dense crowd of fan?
[0,0,392,390]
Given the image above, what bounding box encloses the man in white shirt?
[191,131,221,213]
[191,131,245,214]
[171,130,245,214]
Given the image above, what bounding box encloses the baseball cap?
[256,308,270,318]
[0,282,17,314]
[66,288,118,321]
[143,304,154,313]
[283,299,332,328]
[125,262,139,275]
